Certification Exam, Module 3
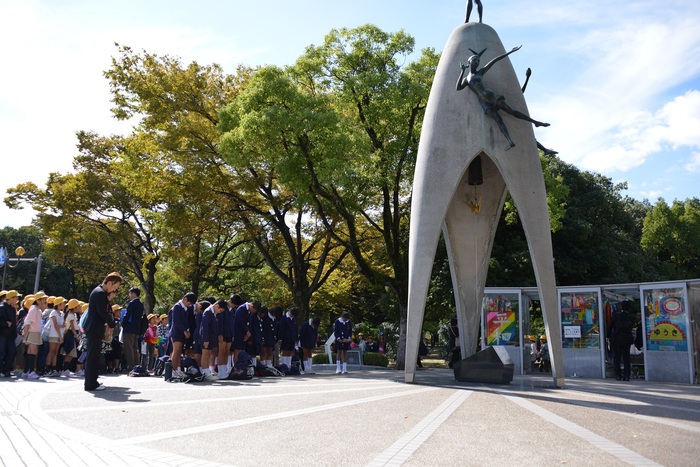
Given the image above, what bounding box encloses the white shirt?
[48,309,64,338]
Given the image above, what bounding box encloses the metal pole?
[33,255,42,293]
[1,259,7,290]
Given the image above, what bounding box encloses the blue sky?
[1,0,699,228]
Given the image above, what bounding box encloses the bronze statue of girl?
[456,46,549,150]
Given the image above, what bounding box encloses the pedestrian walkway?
[1,369,698,466]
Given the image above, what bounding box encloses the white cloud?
[685,152,700,173]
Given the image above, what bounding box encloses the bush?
[362,352,388,367]
[312,353,334,364]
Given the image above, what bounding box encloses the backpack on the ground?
[226,351,254,380]
[154,355,169,377]
[254,361,285,377]
[129,365,150,377]
[183,366,204,383]
[289,354,302,375]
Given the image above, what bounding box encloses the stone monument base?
[453,346,514,384]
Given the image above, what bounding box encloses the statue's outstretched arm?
[456,63,469,91]
[481,45,522,74]
[521,67,532,93]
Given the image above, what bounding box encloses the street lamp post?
[1,246,43,292]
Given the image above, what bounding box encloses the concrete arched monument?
[405,22,564,388]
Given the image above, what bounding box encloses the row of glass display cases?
[479,282,696,383]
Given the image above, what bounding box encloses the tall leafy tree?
[105,45,254,298]
[6,132,161,310]
[218,65,352,314]
[108,45,349,313]
[286,25,439,368]
[641,198,700,279]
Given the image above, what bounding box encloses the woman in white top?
[46,297,66,377]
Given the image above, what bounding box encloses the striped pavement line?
[366,389,472,466]
[501,393,662,466]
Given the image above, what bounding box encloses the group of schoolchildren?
[0,285,362,383]
[150,292,333,382]
[0,289,89,379]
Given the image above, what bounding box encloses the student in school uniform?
[169,292,197,380]
[261,306,281,367]
[225,294,241,370]
[245,305,264,368]
[334,312,353,374]
[299,316,321,374]
[278,307,300,370]
[233,301,261,363]
[200,299,224,381]
[191,302,206,369]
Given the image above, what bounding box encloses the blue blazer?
[278,313,298,345]
[299,320,318,349]
[169,300,189,338]
[199,307,217,346]
[122,298,144,334]
[334,318,352,341]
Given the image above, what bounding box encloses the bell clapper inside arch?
[464,155,483,213]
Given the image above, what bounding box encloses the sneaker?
[88,385,107,391]
[48,370,60,377]
[61,370,71,377]
[305,369,315,375]
[342,370,348,374]
[203,374,217,382]
[336,370,342,374]
[27,371,40,379]
[74,369,85,377]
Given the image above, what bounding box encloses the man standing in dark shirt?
[608,300,635,381]
[121,287,144,371]
[84,272,123,391]
[0,290,20,377]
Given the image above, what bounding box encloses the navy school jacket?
[278,313,298,345]
[333,318,352,341]
[299,319,318,349]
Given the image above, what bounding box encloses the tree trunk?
[394,299,408,370]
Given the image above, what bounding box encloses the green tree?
[105,45,254,299]
[218,65,352,315]
[486,153,657,286]
[108,45,348,314]
[285,25,439,369]
[641,198,700,279]
[6,132,161,310]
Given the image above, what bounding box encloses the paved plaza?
[1,367,699,466]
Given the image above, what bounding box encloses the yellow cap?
[24,295,36,307]
[5,290,19,300]
[81,303,89,312]
[112,304,121,312]
[67,298,80,309]
[53,296,65,307]
[33,291,47,301]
